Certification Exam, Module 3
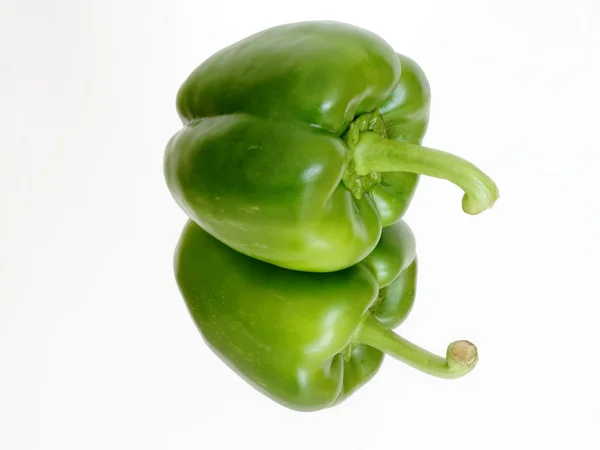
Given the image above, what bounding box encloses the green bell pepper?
[164,21,499,272]
[174,219,477,412]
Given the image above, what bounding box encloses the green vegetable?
[164,21,499,272]
[174,219,477,412]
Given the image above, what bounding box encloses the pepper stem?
[353,315,478,379]
[353,131,499,215]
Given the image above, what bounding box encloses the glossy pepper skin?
[164,21,499,272]
[175,219,477,412]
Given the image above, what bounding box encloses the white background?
[2,0,599,448]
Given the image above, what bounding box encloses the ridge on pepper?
[164,20,499,273]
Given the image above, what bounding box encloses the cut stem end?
[447,340,478,373]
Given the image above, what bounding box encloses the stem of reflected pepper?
[353,314,478,379]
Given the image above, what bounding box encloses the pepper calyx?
[342,110,387,199]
